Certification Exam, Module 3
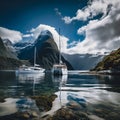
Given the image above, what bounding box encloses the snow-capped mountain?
[14,30,106,70]
[17,30,73,70]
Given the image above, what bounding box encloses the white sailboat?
[16,47,45,74]
[52,29,68,75]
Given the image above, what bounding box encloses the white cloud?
[0,27,22,43]
[61,0,120,54]
[62,16,72,24]
[73,9,90,21]
[68,8,120,54]
[29,24,69,53]
[67,41,78,48]
[77,25,88,35]
[62,0,120,24]
[23,34,33,38]
[29,12,120,55]
[62,9,90,24]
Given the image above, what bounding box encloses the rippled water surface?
[0,70,120,119]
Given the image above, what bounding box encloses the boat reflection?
[17,73,45,84]
[16,73,45,96]
[52,74,68,87]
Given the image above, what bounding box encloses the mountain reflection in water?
[0,71,120,119]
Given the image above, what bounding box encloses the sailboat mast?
[59,28,61,64]
[34,47,36,67]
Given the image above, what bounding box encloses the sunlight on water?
[0,98,18,116]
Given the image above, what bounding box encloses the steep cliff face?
[0,37,17,58]
[0,37,22,69]
[18,30,73,70]
[93,48,120,71]
[0,37,7,57]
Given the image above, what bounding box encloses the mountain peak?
[37,30,53,40]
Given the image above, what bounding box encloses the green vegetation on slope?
[93,48,120,71]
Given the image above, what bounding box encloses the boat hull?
[52,64,68,75]
[16,66,45,75]
[16,69,45,74]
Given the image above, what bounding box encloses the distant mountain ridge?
[63,53,104,70]
[93,48,120,71]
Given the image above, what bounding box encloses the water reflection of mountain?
[94,75,120,85]
[97,75,120,93]
[16,73,68,96]
[0,71,16,86]
[66,74,103,88]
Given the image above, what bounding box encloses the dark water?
[0,70,120,119]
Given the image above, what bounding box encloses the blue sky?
[0,0,87,41]
[0,0,120,54]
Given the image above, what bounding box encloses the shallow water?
[0,71,120,119]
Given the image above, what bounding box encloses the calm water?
[0,70,120,119]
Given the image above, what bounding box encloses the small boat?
[16,65,45,74]
[52,28,68,75]
[16,47,45,74]
[52,63,68,75]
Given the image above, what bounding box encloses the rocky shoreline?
[89,70,120,75]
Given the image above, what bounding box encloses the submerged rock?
[31,111,38,118]
[47,107,90,120]
[31,94,57,112]
[0,98,5,103]
[0,112,26,120]
[21,112,30,119]
[67,101,82,110]
[67,93,87,108]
